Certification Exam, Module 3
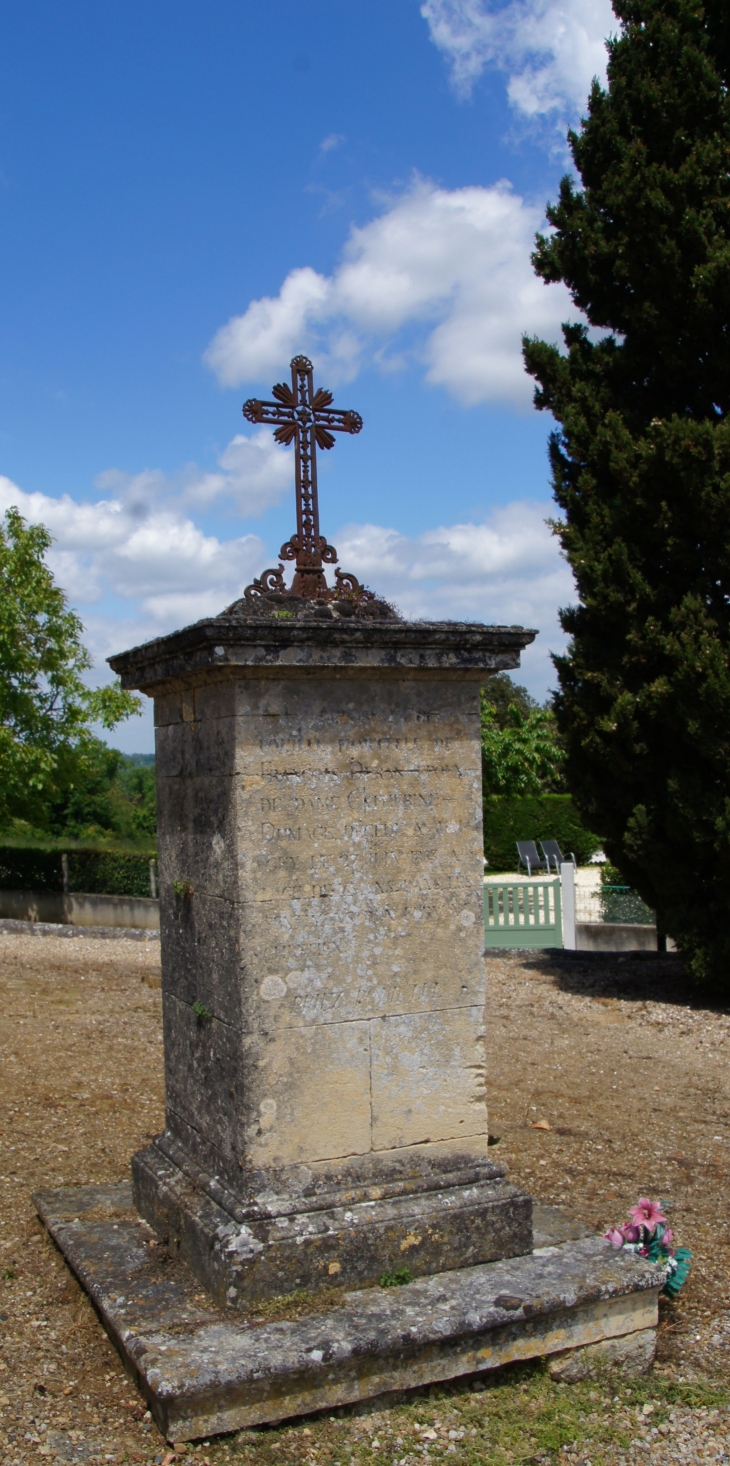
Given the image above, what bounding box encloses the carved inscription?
[233,689,484,1042]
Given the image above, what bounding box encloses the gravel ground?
[485,948,730,1370]
[1,931,729,1465]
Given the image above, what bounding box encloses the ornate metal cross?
[243,355,363,599]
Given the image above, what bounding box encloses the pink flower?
[621,1223,641,1243]
[628,1198,666,1236]
[604,1227,625,1248]
[662,1227,674,1246]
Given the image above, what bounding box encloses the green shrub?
[0,847,65,891]
[601,886,655,925]
[0,843,156,897]
[483,794,601,872]
[66,850,155,897]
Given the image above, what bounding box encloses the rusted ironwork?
[242,355,372,603]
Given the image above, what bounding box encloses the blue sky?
[0,0,615,751]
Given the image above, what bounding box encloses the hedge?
[483,794,601,872]
[0,845,156,898]
[601,885,655,924]
[0,797,600,892]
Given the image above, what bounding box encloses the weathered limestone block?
[109,616,536,1301]
[132,1140,532,1306]
[547,1327,657,1381]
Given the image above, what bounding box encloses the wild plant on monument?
[524,0,730,987]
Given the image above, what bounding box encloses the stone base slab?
[35,1183,664,1444]
[132,1138,532,1306]
[547,1327,657,1382]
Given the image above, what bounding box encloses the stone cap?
[108,614,537,692]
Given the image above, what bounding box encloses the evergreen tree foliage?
[0,508,141,829]
[523,0,730,984]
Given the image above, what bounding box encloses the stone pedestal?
[34,1182,665,1443]
[37,609,664,1439]
[109,614,536,1305]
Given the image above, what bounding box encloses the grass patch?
[380,1265,413,1288]
[242,1285,346,1325]
[196,1360,730,1464]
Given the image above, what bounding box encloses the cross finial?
[243,355,363,599]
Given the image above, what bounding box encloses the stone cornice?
[108,616,537,692]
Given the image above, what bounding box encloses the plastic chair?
[516,840,548,876]
[540,839,576,873]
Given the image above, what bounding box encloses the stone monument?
[35,356,666,1442]
[114,355,536,1306]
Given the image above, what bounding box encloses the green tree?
[0,508,141,828]
[45,744,157,842]
[523,0,730,984]
[115,758,157,839]
[481,672,537,728]
[481,675,564,794]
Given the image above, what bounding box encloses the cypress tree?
[523,0,730,985]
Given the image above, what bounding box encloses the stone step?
[132,1139,533,1305]
[35,1182,664,1445]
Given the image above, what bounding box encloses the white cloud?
[204,178,572,408]
[205,268,331,387]
[0,429,289,657]
[421,0,614,123]
[0,471,571,704]
[181,430,292,514]
[93,429,292,518]
[0,473,267,650]
[336,501,572,697]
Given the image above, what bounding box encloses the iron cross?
[243,355,362,597]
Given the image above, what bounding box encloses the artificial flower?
[628,1198,666,1236]
[603,1227,624,1247]
[602,1197,690,1297]
[621,1222,641,1243]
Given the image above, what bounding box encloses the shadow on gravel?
[518,948,730,1015]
